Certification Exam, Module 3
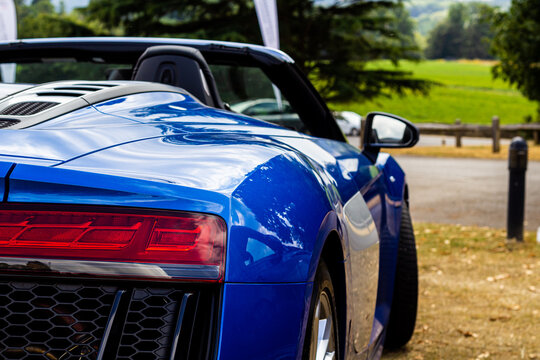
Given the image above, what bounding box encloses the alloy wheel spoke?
[315,310,333,360]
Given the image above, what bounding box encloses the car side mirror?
[362,112,419,161]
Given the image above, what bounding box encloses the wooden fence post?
[534,130,540,145]
[492,116,500,153]
[455,119,462,148]
[417,123,540,142]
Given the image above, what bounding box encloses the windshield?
[0,55,308,134]
[0,60,133,83]
[210,64,305,133]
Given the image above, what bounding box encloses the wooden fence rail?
[416,117,540,152]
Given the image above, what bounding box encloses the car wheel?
[303,259,339,360]
[384,202,418,349]
[349,128,359,136]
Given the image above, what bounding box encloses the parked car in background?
[0,37,419,360]
[334,110,362,136]
[230,98,305,132]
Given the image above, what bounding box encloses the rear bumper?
[0,272,313,360]
[218,282,312,360]
[0,274,220,360]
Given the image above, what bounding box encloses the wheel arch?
[320,231,348,360]
[300,228,349,360]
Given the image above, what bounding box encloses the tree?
[425,2,496,60]
[425,3,466,59]
[15,0,99,38]
[9,0,103,83]
[83,0,431,102]
[393,5,418,54]
[491,0,540,118]
[461,3,496,59]
[373,5,420,60]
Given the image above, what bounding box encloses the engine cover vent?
[0,119,20,128]
[0,101,59,116]
[0,80,189,129]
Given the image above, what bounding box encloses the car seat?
[132,45,223,108]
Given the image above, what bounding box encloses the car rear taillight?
[0,209,226,281]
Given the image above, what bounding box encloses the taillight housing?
[0,208,227,281]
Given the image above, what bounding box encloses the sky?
[51,0,89,12]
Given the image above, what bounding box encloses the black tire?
[303,259,340,360]
[384,202,418,349]
[349,128,359,136]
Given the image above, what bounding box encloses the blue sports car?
[0,38,419,360]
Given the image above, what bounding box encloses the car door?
[207,55,385,355]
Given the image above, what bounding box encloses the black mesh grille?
[0,101,59,116]
[0,282,117,359]
[117,288,182,360]
[0,119,20,128]
[0,279,217,360]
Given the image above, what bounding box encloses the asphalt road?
[395,155,540,231]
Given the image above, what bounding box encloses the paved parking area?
[396,155,540,231]
[347,135,538,231]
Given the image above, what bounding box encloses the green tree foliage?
[83,0,431,102]
[425,2,496,59]
[491,0,540,117]
[7,0,104,83]
[15,0,97,38]
[393,5,418,55]
[19,13,96,38]
[373,5,420,59]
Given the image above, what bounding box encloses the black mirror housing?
[362,112,419,161]
[363,112,419,148]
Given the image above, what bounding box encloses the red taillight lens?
[0,212,142,248]
[147,217,202,251]
[0,209,226,280]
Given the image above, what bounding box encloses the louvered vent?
[0,101,59,116]
[0,119,20,129]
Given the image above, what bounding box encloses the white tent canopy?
[253,0,282,109]
[0,0,16,83]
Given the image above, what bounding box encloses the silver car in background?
[334,110,362,136]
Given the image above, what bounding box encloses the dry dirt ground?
[383,223,539,360]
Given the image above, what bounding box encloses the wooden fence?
[416,117,540,153]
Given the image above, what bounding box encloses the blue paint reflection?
[227,154,330,282]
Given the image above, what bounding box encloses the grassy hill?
[330,60,537,125]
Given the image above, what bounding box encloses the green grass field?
[330,60,538,125]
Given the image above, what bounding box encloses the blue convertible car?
[0,38,419,360]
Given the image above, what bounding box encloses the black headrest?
[132,45,223,108]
